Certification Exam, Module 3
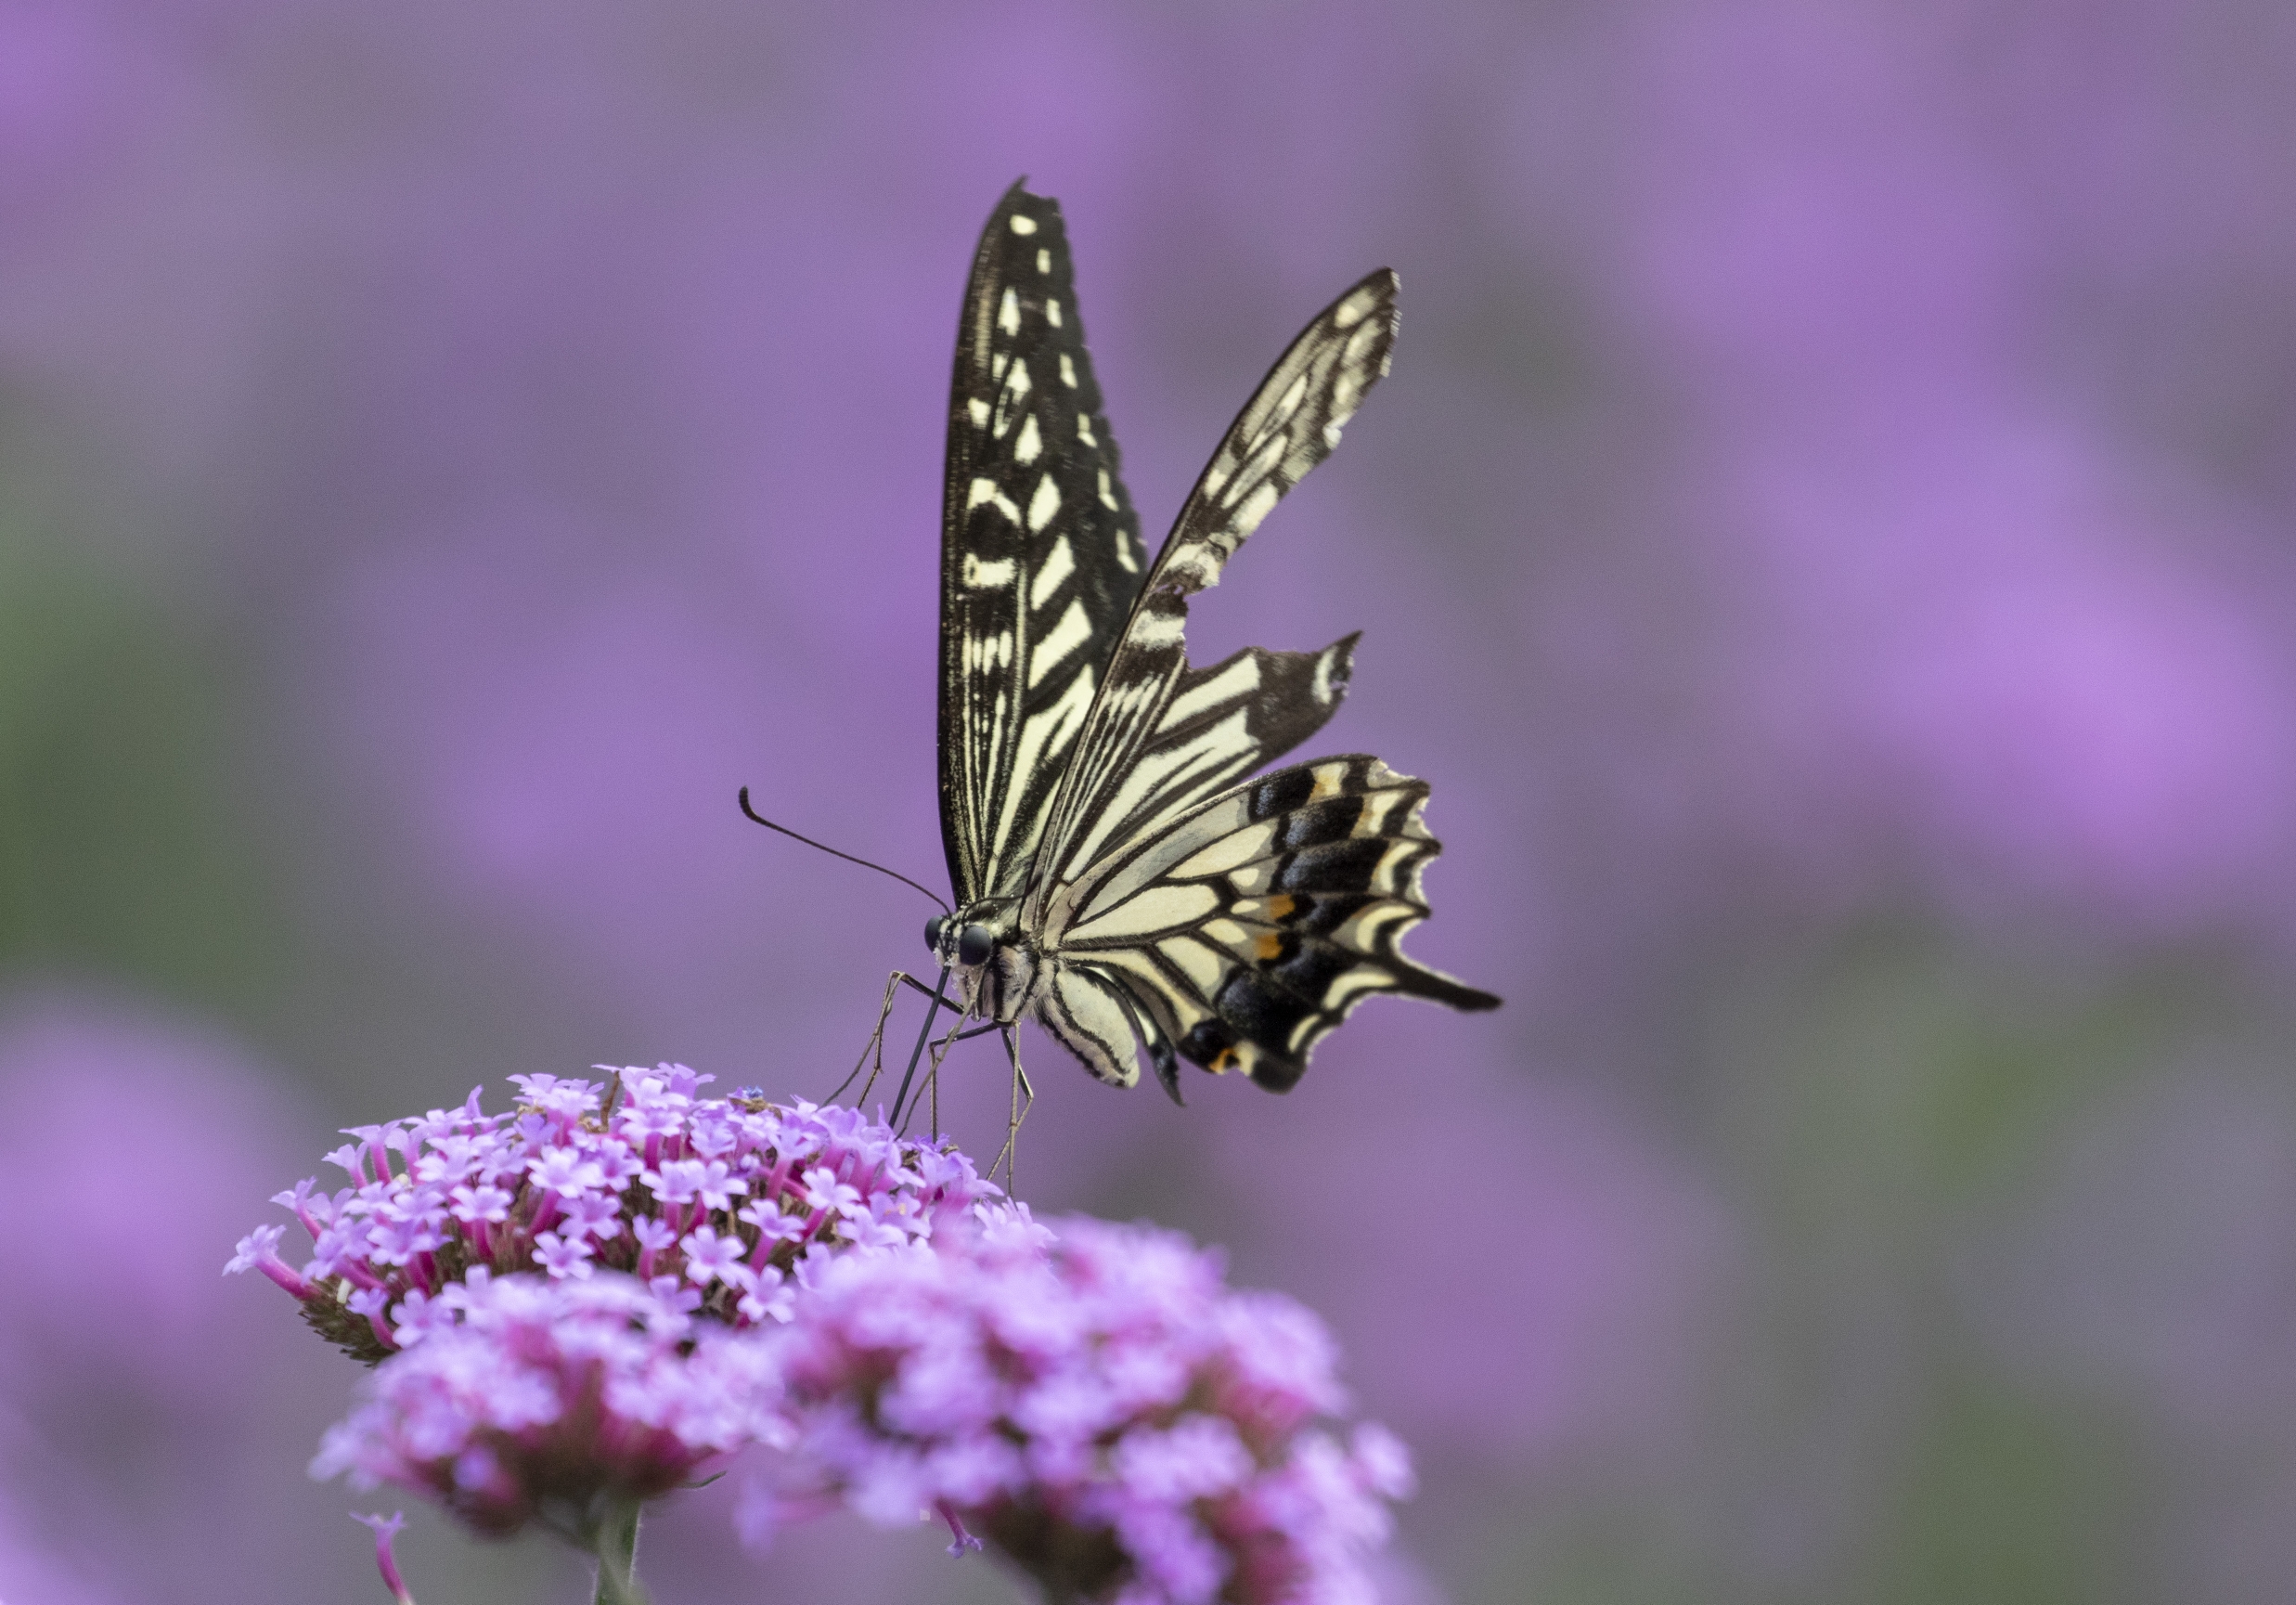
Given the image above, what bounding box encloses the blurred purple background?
[7,2,2296,1600]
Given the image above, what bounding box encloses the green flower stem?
[587,1495,651,1605]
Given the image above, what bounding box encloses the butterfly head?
[922,913,997,968]
[924,903,1033,1021]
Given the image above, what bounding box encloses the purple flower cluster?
[227,1066,995,1362]
[310,1272,783,1534]
[753,1212,1413,1605]
[235,1073,1413,1601]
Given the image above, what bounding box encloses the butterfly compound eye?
[923,915,948,952]
[956,924,995,967]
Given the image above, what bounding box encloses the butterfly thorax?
[926,902,1037,1025]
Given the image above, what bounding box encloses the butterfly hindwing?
[1039,756,1499,1094]
[938,182,1149,908]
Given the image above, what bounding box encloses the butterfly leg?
[833,970,906,1106]
[840,969,951,1111]
[987,1025,1035,1194]
[904,1002,987,1138]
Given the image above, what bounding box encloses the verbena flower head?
[311,1270,784,1535]
[227,1067,996,1362]
[751,1210,1414,1605]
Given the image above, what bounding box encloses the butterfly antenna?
[738,788,950,913]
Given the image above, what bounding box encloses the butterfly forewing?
[1024,270,1402,908]
[938,183,1150,907]
[1039,756,1500,1094]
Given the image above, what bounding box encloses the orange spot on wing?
[1264,893,1296,920]
[1255,932,1284,961]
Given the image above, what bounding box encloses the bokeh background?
[7,3,2296,1601]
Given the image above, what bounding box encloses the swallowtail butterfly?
[916,181,1499,1104]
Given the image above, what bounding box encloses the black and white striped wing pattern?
[922,183,1497,1101]
[1025,270,1402,904]
[937,183,1149,908]
[1035,757,1501,1094]
[1007,265,1498,1094]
